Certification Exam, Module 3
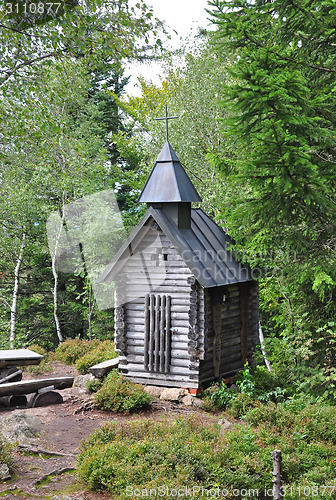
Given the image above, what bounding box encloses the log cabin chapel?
[99,110,259,392]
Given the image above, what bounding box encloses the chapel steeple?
[138,107,201,229]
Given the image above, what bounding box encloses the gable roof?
[138,141,202,203]
[98,207,253,288]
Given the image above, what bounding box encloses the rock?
[218,418,232,430]
[160,388,187,402]
[144,386,163,398]
[192,397,204,408]
[0,463,11,481]
[0,410,43,444]
[181,394,194,406]
[73,374,95,393]
[230,384,239,393]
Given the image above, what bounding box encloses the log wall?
[114,220,200,387]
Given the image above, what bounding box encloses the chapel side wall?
[199,284,243,385]
[199,282,258,385]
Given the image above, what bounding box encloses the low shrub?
[55,338,100,365]
[86,378,103,393]
[75,340,117,374]
[54,339,117,374]
[24,344,55,374]
[77,410,336,498]
[93,370,150,413]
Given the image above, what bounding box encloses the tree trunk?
[51,191,66,343]
[259,322,272,372]
[10,232,26,349]
[87,284,95,341]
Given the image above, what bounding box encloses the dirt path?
[0,363,213,499]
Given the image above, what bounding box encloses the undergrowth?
[77,408,336,499]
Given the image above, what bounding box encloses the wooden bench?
[0,349,73,408]
[89,357,119,378]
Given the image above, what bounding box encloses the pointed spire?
[138,141,202,203]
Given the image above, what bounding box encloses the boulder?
[218,418,233,430]
[0,410,43,444]
[144,386,163,398]
[73,374,95,393]
[160,388,187,402]
[0,463,11,481]
[181,394,194,406]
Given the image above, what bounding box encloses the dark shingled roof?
[98,207,253,288]
[138,141,202,203]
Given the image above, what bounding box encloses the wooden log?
[160,295,166,373]
[149,294,155,372]
[31,391,63,408]
[0,377,74,397]
[144,294,150,370]
[0,368,22,384]
[126,375,199,389]
[0,395,28,407]
[89,358,119,378]
[154,294,161,372]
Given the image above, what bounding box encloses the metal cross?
[154,105,179,141]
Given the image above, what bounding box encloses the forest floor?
[0,362,221,500]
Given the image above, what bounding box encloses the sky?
[126,0,211,95]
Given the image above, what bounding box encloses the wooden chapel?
[99,115,259,390]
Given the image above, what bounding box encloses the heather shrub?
[75,340,117,374]
[55,338,100,365]
[93,370,150,413]
[78,408,336,498]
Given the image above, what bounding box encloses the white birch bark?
[51,191,66,343]
[259,322,272,372]
[10,232,26,349]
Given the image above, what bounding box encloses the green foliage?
[23,344,55,374]
[207,0,336,396]
[92,370,150,413]
[75,340,117,375]
[203,363,287,415]
[78,407,336,497]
